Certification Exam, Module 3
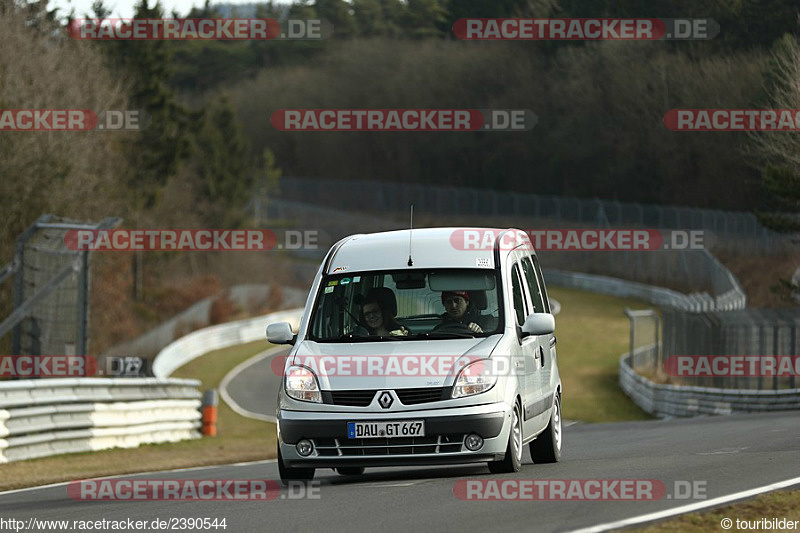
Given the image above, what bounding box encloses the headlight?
[284,365,322,403]
[452,360,498,398]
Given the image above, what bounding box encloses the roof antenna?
[407,204,414,267]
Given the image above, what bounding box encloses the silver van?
[267,227,562,483]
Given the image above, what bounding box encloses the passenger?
[360,289,409,337]
[437,291,483,333]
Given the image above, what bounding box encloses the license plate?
[347,421,425,438]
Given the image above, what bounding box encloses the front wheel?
[278,446,315,485]
[488,402,523,474]
[529,392,562,463]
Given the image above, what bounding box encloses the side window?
[510,263,527,325]
[521,256,546,313]
[530,255,551,313]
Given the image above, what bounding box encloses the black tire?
[529,392,562,463]
[335,467,366,476]
[488,401,523,474]
[278,446,315,485]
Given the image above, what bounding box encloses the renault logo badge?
[378,391,393,409]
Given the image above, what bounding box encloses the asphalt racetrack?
[2,348,798,532]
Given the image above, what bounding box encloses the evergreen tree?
[404,0,447,38]
[750,35,800,302]
[94,0,191,211]
[315,0,357,38]
[194,96,252,226]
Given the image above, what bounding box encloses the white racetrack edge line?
[0,458,278,498]
[567,476,800,533]
[219,345,287,423]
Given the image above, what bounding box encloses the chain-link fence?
[660,308,800,391]
[0,215,119,358]
[271,177,792,255]
[538,248,745,308]
[255,179,747,305]
[623,307,799,391]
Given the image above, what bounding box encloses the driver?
[437,291,483,333]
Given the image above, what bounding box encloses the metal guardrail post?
[625,308,635,367]
[655,313,661,376]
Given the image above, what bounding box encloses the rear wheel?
[488,401,523,474]
[278,445,315,485]
[335,467,366,476]
[529,392,562,463]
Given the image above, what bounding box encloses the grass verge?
[631,489,800,532]
[548,286,652,422]
[0,340,275,492]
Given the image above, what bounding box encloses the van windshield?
[307,269,503,342]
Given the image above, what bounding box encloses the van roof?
[325,227,531,274]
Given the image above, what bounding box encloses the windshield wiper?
[330,334,407,342]
[412,332,475,340]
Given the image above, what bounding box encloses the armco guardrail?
[619,346,800,417]
[0,378,201,463]
[153,309,304,378]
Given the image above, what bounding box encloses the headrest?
[470,290,487,311]
[364,287,398,317]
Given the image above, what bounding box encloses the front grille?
[327,387,447,407]
[313,434,464,457]
[395,387,447,405]
[329,390,376,407]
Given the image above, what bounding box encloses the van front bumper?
[278,402,512,468]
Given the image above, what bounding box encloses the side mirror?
[267,322,296,345]
[521,313,555,337]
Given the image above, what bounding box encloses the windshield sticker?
[341,278,351,285]
[324,286,334,294]
[327,280,338,286]
[353,276,361,283]
[476,257,491,268]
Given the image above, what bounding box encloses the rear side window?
[530,255,551,313]
[521,256,546,313]
[511,263,526,325]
